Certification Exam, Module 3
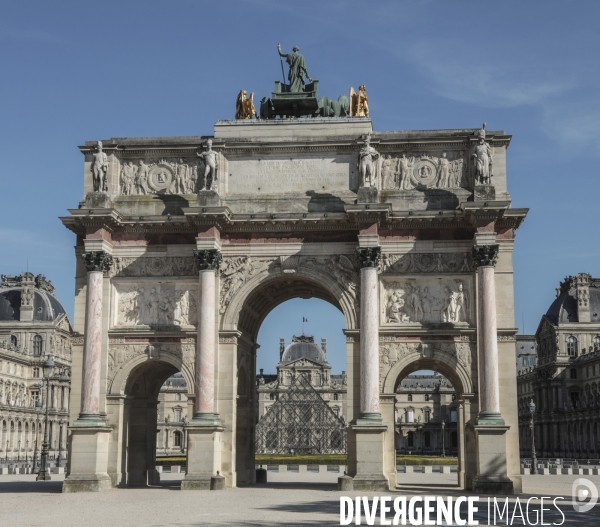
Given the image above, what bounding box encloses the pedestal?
[181,424,224,490]
[357,186,378,203]
[62,426,112,493]
[349,423,389,491]
[197,190,221,207]
[473,184,495,201]
[83,192,112,209]
[471,425,514,494]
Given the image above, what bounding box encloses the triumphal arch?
[60,53,527,493]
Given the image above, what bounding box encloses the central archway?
[218,260,359,487]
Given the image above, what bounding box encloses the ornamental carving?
[194,249,222,272]
[219,256,273,314]
[82,251,113,273]
[380,252,473,274]
[357,247,381,269]
[109,256,196,277]
[302,254,359,311]
[378,341,476,391]
[381,278,471,325]
[380,152,468,191]
[119,158,198,196]
[108,342,195,382]
[115,284,197,327]
[472,244,499,268]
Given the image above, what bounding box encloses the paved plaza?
[2,473,600,526]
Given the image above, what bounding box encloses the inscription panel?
[226,155,355,194]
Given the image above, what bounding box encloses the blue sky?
[1,2,599,375]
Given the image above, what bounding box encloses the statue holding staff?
[277,43,313,92]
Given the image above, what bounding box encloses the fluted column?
[473,244,504,424]
[357,246,381,420]
[192,249,222,422]
[79,251,112,421]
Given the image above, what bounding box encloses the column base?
[349,423,389,491]
[471,424,513,494]
[62,425,112,493]
[190,412,223,427]
[181,423,225,491]
[477,411,505,425]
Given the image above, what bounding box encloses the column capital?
[472,244,499,268]
[81,251,113,273]
[193,249,222,271]
[356,246,381,269]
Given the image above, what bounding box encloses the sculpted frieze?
[219,257,273,314]
[110,257,196,277]
[119,158,199,196]
[380,252,474,274]
[381,278,472,325]
[115,283,197,327]
[380,152,468,191]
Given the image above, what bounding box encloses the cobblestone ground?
[2,473,600,526]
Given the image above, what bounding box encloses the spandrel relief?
[380,151,468,191]
[115,283,197,327]
[380,277,472,326]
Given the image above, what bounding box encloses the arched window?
[424,431,431,447]
[333,393,339,401]
[567,336,578,357]
[173,431,182,447]
[10,335,17,347]
[33,335,43,356]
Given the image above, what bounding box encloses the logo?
[572,478,598,513]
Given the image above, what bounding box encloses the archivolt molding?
[380,340,476,395]
[107,342,195,395]
[219,254,359,334]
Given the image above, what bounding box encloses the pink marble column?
[192,249,222,420]
[473,244,504,424]
[357,247,382,420]
[79,251,112,420]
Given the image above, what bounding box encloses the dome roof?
[281,335,326,363]
[0,273,66,322]
[544,274,600,325]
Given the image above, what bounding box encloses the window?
[594,336,600,350]
[570,368,577,379]
[424,410,430,423]
[176,393,182,401]
[174,409,182,422]
[450,410,458,423]
[571,392,580,409]
[406,410,414,423]
[424,431,431,447]
[333,393,339,401]
[407,431,414,448]
[425,394,430,402]
[333,407,340,417]
[568,336,578,357]
[174,431,182,447]
[10,335,17,347]
[33,335,43,356]
[269,392,276,400]
[451,431,458,448]
[408,394,413,402]
[452,394,456,401]
[33,367,40,378]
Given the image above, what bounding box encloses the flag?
[303,317,308,322]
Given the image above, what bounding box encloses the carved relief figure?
[136,160,150,195]
[175,159,188,194]
[197,139,219,191]
[358,135,380,187]
[436,152,450,188]
[120,162,136,196]
[398,153,413,190]
[381,155,395,189]
[92,141,108,193]
[472,124,492,184]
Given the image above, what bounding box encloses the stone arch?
[220,260,358,338]
[108,350,194,397]
[382,342,474,396]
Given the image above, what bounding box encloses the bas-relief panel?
[118,159,200,196]
[380,276,473,326]
[113,282,197,327]
[110,257,196,278]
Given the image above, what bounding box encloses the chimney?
[575,273,591,323]
[259,368,264,376]
[321,338,327,359]
[279,338,285,360]
[20,272,35,322]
